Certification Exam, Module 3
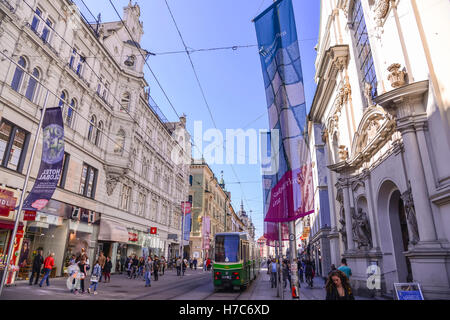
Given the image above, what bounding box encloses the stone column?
[399,124,437,243]
[341,179,355,250]
[362,170,381,249]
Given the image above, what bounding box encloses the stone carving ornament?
[387,63,406,88]
[401,184,420,245]
[352,208,372,249]
[374,0,390,26]
[106,175,120,196]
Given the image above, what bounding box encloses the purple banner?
[23,107,64,211]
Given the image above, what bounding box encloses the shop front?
[17,199,100,279]
[97,219,129,273]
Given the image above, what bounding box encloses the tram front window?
[215,236,239,263]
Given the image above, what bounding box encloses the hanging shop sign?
[0,189,16,217]
[23,210,37,221]
[128,232,138,242]
[22,107,64,211]
[150,227,157,235]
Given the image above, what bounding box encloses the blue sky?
[82,0,320,239]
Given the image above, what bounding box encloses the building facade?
[306,0,450,299]
[0,0,190,281]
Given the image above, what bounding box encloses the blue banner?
[23,107,64,211]
[183,213,191,241]
[254,0,314,242]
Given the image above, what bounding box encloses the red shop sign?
[128,232,138,242]
[181,201,191,215]
[150,227,157,235]
[23,210,37,221]
[0,189,16,217]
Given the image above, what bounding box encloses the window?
[102,82,109,101]
[25,68,39,101]
[0,120,30,172]
[87,115,96,142]
[76,56,85,76]
[95,121,103,147]
[65,99,75,128]
[41,18,52,43]
[69,48,77,69]
[120,184,131,210]
[138,192,146,216]
[79,163,98,199]
[120,92,130,112]
[58,91,67,107]
[30,8,42,32]
[58,152,70,188]
[114,129,125,154]
[351,0,377,99]
[189,175,193,186]
[11,57,26,92]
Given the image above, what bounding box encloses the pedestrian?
[161,256,166,275]
[103,256,112,283]
[97,251,106,282]
[282,260,291,289]
[153,256,159,281]
[120,255,126,274]
[193,257,198,270]
[126,256,133,278]
[29,249,44,285]
[67,258,81,294]
[182,258,187,276]
[39,252,55,287]
[304,260,314,288]
[189,257,193,270]
[137,257,145,279]
[203,259,207,272]
[325,270,355,300]
[267,258,271,275]
[78,256,88,293]
[131,255,139,279]
[338,258,352,280]
[87,260,102,295]
[144,256,153,287]
[176,257,182,276]
[297,259,304,283]
[206,258,211,271]
[269,259,278,288]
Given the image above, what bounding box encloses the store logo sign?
[128,232,138,242]
[0,189,16,217]
[150,227,157,235]
[24,210,37,221]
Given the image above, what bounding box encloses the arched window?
[66,99,76,128]
[11,57,26,92]
[350,0,377,100]
[58,91,68,108]
[120,92,130,112]
[114,129,125,154]
[25,68,39,101]
[88,115,96,142]
[95,121,103,147]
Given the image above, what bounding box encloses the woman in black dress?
[325,270,355,300]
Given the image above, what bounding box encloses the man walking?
[270,259,278,288]
[193,257,197,270]
[338,258,352,279]
[144,256,153,287]
[176,257,182,276]
[29,249,44,285]
[39,252,55,287]
[153,256,159,281]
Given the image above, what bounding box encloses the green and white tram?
[213,232,260,291]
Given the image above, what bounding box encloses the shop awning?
[98,220,129,243]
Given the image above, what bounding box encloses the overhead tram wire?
[162,0,254,215]
[20,0,204,165]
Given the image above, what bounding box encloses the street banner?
[23,107,64,211]
[181,201,191,241]
[202,215,211,250]
[254,0,314,243]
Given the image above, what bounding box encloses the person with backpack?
[87,260,102,295]
[103,256,112,283]
[144,256,153,287]
[29,249,44,285]
[39,252,55,287]
[206,258,211,271]
[77,256,88,293]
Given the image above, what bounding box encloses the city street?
[0,266,381,300]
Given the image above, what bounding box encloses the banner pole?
[0,90,50,296]
[289,220,300,299]
[180,204,185,277]
[278,222,283,300]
